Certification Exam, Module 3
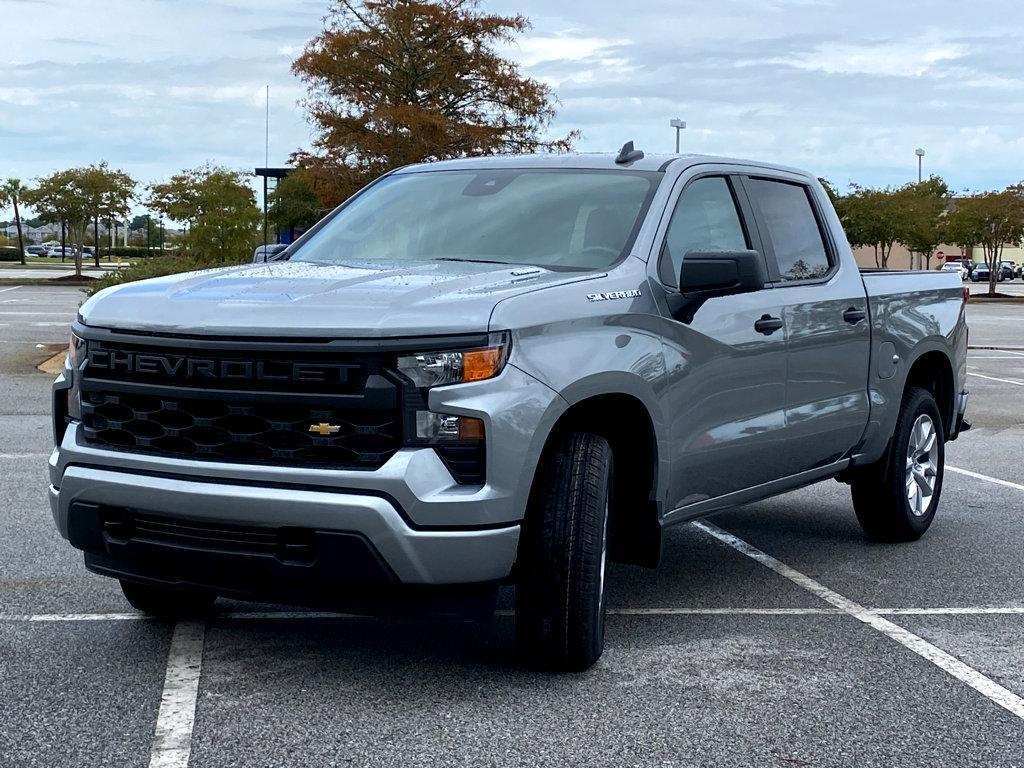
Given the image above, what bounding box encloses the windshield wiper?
[436,257,526,266]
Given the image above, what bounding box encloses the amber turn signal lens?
[458,416,485,440]
[463,347,505,382]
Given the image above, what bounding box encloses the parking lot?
[2,283,1023,766]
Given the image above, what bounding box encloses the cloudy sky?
[3,0,1023,218]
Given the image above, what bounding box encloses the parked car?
[999,261,1017,280]
[24,245,48,258]
[940,262,967,280]
[252,243,289,262]
[50,149,970,670]
[971,264,999,282]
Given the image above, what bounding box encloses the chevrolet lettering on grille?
[88,348,359,385]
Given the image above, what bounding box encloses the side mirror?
[668,249,766,323]
[253,244,288,263]
[679,250,766,297]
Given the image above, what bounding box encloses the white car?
[940,262,967,280]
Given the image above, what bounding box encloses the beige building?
[851,243,1024,270]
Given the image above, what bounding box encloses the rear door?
[652,170,791,510]
[740,174,871,473]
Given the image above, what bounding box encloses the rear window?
[746,179,831,282]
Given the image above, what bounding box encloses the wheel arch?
[903,348,956,438]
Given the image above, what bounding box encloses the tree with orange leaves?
[291,0,578,208]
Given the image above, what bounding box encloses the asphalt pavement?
[1,283,1023,767]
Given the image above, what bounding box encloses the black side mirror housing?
[679,249,766,296]
[668,249,767,322]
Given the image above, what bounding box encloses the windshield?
[290,168,660,271]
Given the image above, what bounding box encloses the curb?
[0,279,92,287]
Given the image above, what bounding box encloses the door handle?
[843,307,866,324]
[754,314,783,335]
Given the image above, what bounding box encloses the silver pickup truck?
[50,148,969,670]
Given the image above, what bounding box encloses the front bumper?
[49,465,518,588]
[49,356,567,592]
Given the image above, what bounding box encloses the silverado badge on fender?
[587,289,642,302]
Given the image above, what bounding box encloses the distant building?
[851,243,1024,270]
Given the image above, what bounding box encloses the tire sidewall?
[893,389,945,535]
[515,432,613,671]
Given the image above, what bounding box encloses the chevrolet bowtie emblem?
[308,422,341,436]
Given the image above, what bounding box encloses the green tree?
[291,0,578,208]
[898,176,950,270]
[148,165,260,262]
[946,189,1024,296]
[0,179,29,265]
[837,185,906,268]
[23,169,93,279]
[80,163,136,266]
[268,170,324,234]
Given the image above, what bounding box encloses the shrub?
[106,246,176,258]
[0,246,22,262]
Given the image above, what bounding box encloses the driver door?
[655,173,790,510]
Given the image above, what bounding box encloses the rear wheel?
[120,580,216,617]
[516,432,613,671]
[851,387,944,542]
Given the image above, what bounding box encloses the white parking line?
[876,607,1024,615]
[149,620,205,769]
[5,606,1024,623]
[693,520,1024,722]
[9,612,148,621]
[948,465,1024,492]
[967,371,1024,386]
[0,452,49,459]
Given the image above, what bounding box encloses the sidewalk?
[0,264,126,281]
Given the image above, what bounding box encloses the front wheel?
[850,387,944,541]
[515,432,613,671]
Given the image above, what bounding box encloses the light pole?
[915,148,925,182]
[670,118,687,153]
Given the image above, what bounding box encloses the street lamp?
[670,118,687,153]
[915,148,925,182]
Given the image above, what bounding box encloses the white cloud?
[4,0,1024,220]
[509,33,630,67]
[772,36,967,77]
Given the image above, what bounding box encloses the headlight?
[415,411,485,441]
[68,332,84,369]
[67,332,84,419]
[396,332,509,388]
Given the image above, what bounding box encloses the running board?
[661,459,851,527]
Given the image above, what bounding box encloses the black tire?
[120,580,216,617]
[850,387,945,542]
[515,432,613,671]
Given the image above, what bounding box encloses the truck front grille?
[82,392,400,468]
[78,335,405,471]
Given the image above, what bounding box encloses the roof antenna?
[615,141,644,164]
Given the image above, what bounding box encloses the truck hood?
[79,260,599,337]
